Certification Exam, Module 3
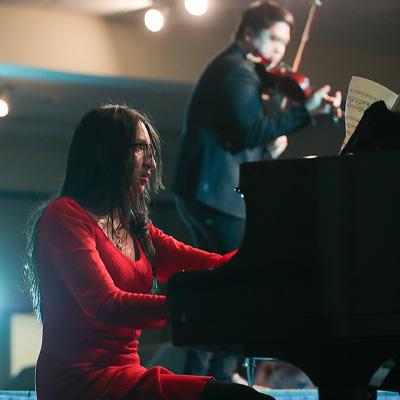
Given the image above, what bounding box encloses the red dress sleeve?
[36,199,167,329]
[149,223,237,283]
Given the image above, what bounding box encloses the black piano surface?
[167,150,400,400]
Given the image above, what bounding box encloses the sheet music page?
[341,76,399,150]
[392,96,400,112]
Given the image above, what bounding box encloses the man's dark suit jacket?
[172,43,311,218]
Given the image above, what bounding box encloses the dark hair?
[235,0,294,40]
[24,104,163,321]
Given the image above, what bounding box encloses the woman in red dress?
[25,104,273,399]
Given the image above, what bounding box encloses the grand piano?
[167,150,400,400]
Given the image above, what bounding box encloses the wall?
[0,4,226,82]
[1,4,398,91]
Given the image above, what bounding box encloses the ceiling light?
[0,98,9,118]
[184,0,208,16]
[144,8,164,32]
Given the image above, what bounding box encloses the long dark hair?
[24,104,163,321]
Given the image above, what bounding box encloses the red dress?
[35,196,235,399]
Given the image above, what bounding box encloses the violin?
[247,51,311,104]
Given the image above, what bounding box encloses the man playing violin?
[172,0,342,383]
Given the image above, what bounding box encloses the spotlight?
[0,98,9,118]
[144,8,164,32]
[184,0,208,16]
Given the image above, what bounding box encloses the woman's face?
[132,121,156,193]
[252,21,291,68]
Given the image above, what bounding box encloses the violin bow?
[292,0,322,73]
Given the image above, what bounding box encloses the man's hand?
[267,135,288,159]
[305,85,343,120]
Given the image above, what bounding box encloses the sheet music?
[342,76,399,150]
[392,96,400,112]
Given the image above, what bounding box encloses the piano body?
[167,150,400,400]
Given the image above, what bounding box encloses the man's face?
[252,21,291,68]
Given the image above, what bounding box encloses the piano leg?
[244,357,276,388]
[318,385,377,400]
[244,357,257,387]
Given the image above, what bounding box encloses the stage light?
[184,0,208,16]
[0,98,9,118]
[144,8,164,32]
